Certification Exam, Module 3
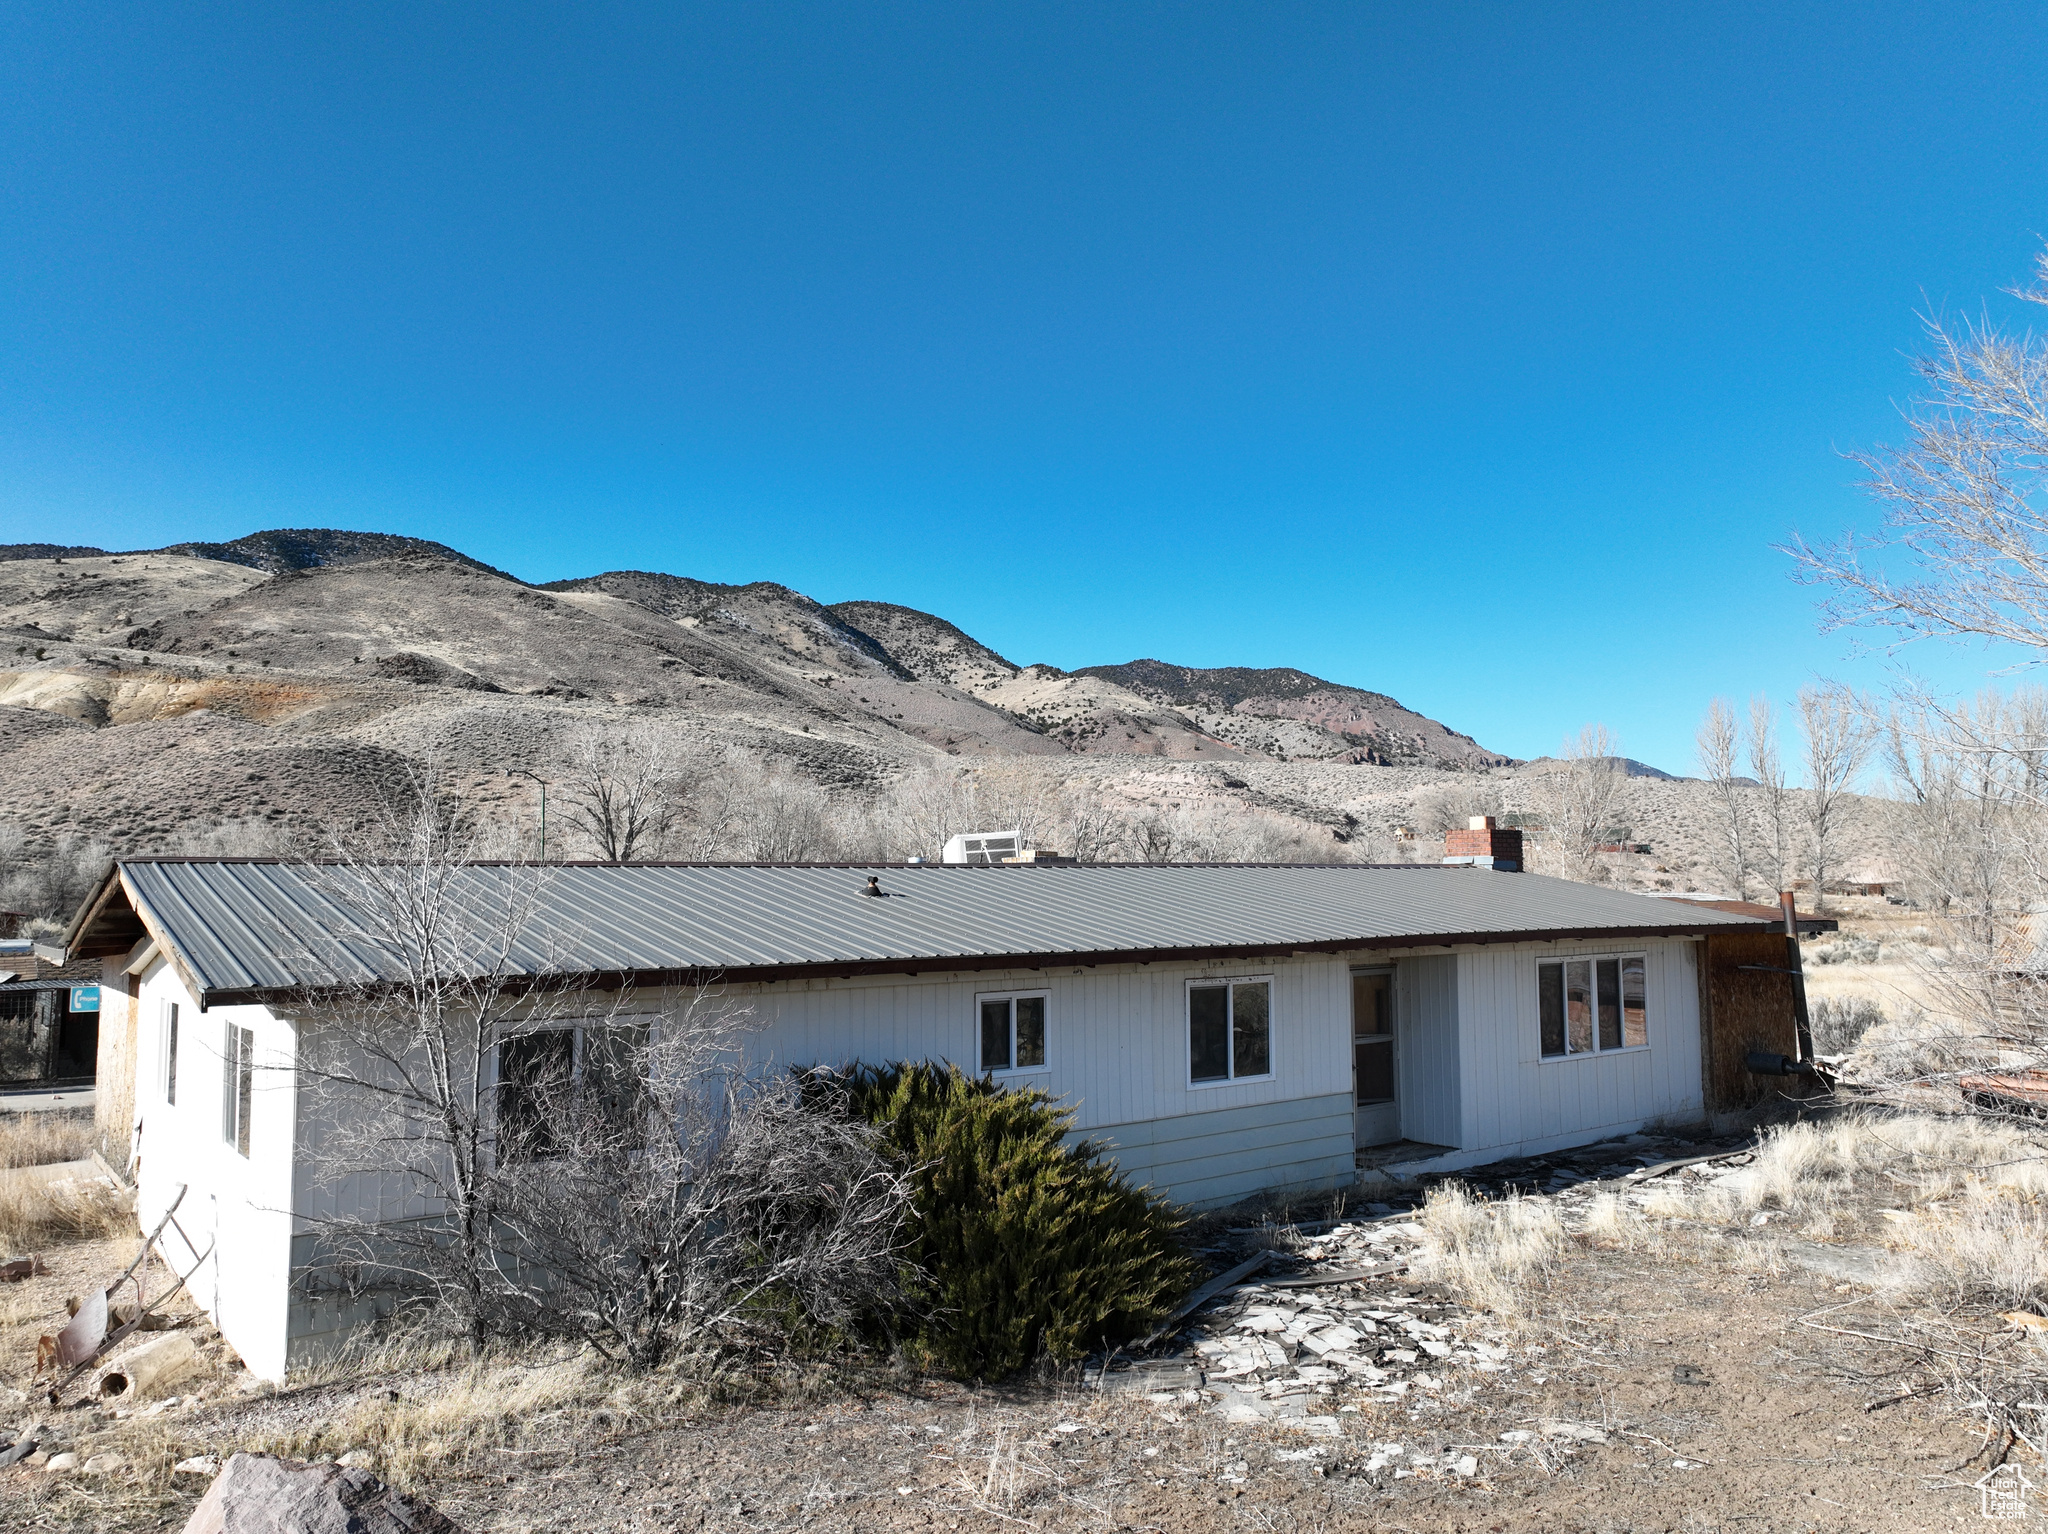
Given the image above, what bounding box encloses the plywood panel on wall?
[94,957,139,1168]
[1699,930,1802,1110]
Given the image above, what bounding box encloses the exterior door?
[1352,969,1399,1146]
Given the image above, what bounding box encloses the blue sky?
[4,4,2046,772]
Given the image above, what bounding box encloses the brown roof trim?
[191,921,1739,1011]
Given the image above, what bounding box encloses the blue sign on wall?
[69,986,100,1012]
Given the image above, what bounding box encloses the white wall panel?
[1453,937,1703,1156]
[1394,956,1460,1146]
[128,955,297,1381]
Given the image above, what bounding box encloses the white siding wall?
[1393,956,1460,1145]
[279,954,1360,1242]
[737,954,1351,1136]
[1453,936,1703,1156]
[128,953,297,1381]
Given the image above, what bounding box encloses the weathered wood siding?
[1699,929,1802,1109]
[93,957,139,1166]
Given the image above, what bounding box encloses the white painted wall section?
[127,952,297,1382]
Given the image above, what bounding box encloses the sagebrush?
[831,1062,1201,1380]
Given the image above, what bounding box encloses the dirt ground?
[1,1180,2029,1533]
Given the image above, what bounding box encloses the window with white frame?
[1188,977,1272,1084]
[495,1018,652,1162]
[978,991,1047,1075]
[1538,955,1648,1059]
[162,1001,179,1105]
[221,1022,253,1156]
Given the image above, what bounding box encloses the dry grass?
[0,1110,94,1168]
[236,1323,792,1489]
[0,1166,134,1252]
[246,1345,612,1484]
[1627,1110,2048,1315]
[1580,1191,1650,1250]
[1882,1186,2048,1311]
[1413,1182,1563,1317]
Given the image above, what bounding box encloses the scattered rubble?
[1092,1129,1764,1435]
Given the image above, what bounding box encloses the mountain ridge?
[0,527,1512,772]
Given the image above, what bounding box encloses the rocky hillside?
[1077,660,1514,769]
[0,528,1533,864]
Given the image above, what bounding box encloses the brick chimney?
[1443,815,1522,871]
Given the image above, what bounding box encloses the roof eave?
[193,920,1740,1010]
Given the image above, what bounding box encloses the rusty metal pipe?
[1780,890,1815,1065]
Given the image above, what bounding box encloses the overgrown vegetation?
[0,1164,132,1252]
[0,1109,94,1169]
[827,1062,1201,1380]
[1413,1182,1563,1317]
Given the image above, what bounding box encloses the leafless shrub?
[488,1029,916,1368]
[1812,995,1886,1054]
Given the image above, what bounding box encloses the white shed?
[65,859,1775,1378]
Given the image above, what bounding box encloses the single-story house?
[64,858,1804,1379]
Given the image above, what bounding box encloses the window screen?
[498,1030,573,1162]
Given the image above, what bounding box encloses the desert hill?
[1078,660,1514,769]
[0,529,1904,915]
[0,527,512,578]
[35,529,1920,910]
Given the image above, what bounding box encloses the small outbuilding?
[66,858,1801,1378]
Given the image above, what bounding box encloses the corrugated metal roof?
[103,859,1765,1005]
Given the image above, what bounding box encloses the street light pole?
[508,769,550,861]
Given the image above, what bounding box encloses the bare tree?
[285,770,558,1352]
[1787,245,2048,660]
[1123,812,1181,863]
[1795,684,1872,913]
[1528,724,1625,881]
[287,768,911,1363]
[1413,781,1505,838]
[557,726,678,862]
[1695,697,1752,898]
[1882,687,2048,948]
[1747,695,1794,896]
[729,768,838,861]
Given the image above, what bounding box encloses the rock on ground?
[181,1452,466,1534]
